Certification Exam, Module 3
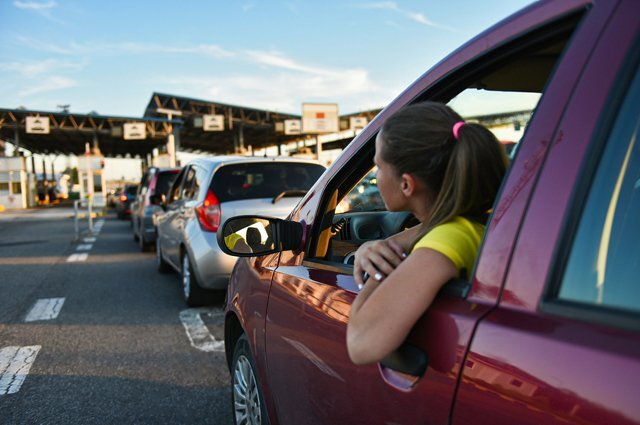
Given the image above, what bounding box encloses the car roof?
[183,156,324,168]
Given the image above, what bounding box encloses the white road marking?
[24,298,65,322]
[179,308,225,352]
[83,237,96,243]
[66,253,88,262]
[76,244,93,251]
[0,346,42,395]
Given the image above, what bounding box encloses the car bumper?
[186,223,238,290]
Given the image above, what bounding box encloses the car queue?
[124,157,326,307]
[114,1,640,424]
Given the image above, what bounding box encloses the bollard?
[88,197,94,234]
[74,200,80,240]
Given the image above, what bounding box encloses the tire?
[181,253,208,307]
[138,230,151,252]
[232,334,269,425]
[156,239,171,274]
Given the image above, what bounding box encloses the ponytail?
[378,102,508,249]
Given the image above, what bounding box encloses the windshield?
[211,162,325,202]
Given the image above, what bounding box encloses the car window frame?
[304,11,589,277]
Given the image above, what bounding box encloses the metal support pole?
[13,127,20,156]
[316,137,322,163]
[238,124,245,152]
[85,142,94,233]
[88,198,94,234]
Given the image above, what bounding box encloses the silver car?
[131,167,180,251]
[155,156,325,306]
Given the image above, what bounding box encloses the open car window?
[308,10,585,271]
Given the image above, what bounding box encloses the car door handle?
[380,342,428,377]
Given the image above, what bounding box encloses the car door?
[263,3,602,423]
[132,169,152,235]
[161,167,192,267]
[453,3,640,424]
[266,3,595,423]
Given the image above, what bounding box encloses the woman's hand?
[353,239,407,287]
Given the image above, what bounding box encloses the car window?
[169,169,186,202]
[181,166,197,200]
[155,171,179,197]
[138,169,154,196]
[310,12,584,264]
[211,162,325,202]
[338,167,384,213]
[556,66,640,315]
[192,164,208,199]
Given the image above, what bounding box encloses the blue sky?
[1,0,532,118]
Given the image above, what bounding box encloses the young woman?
[347,102,508,364]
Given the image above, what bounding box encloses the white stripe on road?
[0,346,41,395]
[76,244,93,251]
[83,237,96,243]
[25,298,65,322]
[66,253,88,262]
[179,308,225,352]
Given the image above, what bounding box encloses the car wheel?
[156,239,171,274]
[138,231,152,252]
[182,253,207,307]
[232,334,269,425]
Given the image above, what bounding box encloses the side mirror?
[217,215,303,257]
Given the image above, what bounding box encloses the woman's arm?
[353,225,421,286]
[347,247,457,364]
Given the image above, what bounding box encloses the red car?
[220,1,640,424]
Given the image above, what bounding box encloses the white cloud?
[0,59,87,77]
[13,0,56,10]
[355,2,455,31]
[13,37,235,58]
[153,49,399,113]
[13,1,66,24]
[17,76,78,97]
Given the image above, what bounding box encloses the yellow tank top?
[411,216,485,277]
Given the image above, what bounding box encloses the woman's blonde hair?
[378,102,508,248]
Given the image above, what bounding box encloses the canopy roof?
[0,93,382,158]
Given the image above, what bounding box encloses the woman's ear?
[400,173,415,197]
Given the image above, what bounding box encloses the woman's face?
[374,131,406,212]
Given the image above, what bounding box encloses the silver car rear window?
[211,162,324,202]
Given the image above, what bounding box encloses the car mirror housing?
[218,215,303,257]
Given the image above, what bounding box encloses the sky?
[1,0,533,118]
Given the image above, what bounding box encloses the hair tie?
[452,121,465,140]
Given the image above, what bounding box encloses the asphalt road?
[0,208,232,424]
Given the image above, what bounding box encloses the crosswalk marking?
[83,237,96,243]
[66,253,88,262]
[25,298,65,322]
[0,346,41,395]
[76,244,93,251]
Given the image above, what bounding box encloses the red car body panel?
[224,0,640,423]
